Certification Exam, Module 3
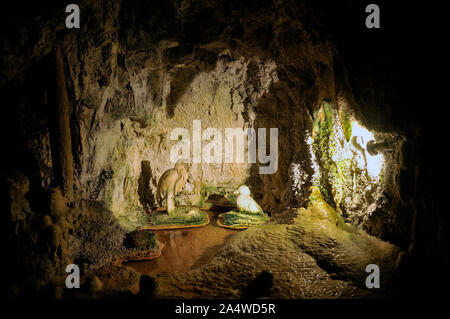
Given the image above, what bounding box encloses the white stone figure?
[156,161,189,215]
[233,185,264,214]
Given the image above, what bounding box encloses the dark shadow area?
[241,270,274,298]
[164,48,219,118]
[138,160,155,211]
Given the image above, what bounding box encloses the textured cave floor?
[117,204,400,299]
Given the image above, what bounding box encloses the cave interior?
[0,0,447,299]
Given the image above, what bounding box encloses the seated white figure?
[233,185,264,214]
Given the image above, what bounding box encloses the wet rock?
[123,230,158,250]
[85,275,103,295]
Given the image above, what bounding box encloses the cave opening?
[1,0,447,301]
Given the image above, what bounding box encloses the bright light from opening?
[351,121,374,146]
[351,121,384,178]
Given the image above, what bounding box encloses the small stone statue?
[234,185,264,214]
[156,161,189,215]
[218,185,268,228]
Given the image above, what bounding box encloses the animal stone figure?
[234,185,264,214]
[156,161,189,215]
[220,185,268,228]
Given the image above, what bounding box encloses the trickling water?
[124,212,239,274]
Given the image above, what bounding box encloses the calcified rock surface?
[3,0,335,224]
[1,0,447,298]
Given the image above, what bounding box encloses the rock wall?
[2,0,339,224]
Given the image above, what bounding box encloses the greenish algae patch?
[118,229,163,263]
[339,107,353,142]
[309,102,385,224]
[197,183,239,207]
[312,102,336,206]
[219,210,269,228]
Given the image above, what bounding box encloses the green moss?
[312,102,336,207]
[150,207,208,226]
[339,108,352,142]
[308,102,386,226]
[124,230,158,250]
[117,207,149,231]
[221,210,269,227]
[198,183,239,207]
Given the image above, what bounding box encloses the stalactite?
[51,47,74,200]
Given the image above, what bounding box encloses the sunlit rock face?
[2,0,445,299]
[75,55,277,227]
[302,100,404,230]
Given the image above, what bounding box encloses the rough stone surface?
[154,199,399,298]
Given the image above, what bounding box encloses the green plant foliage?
[312,102,336,206]
[339,108,353,142]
